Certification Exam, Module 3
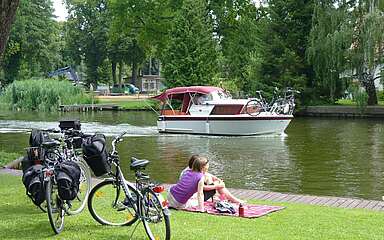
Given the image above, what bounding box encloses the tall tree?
[161,0,219,87]
[208,0,262,92]
[0,0,20,60]
[308,0,384,105]
[65,0,108,88]
[108,0,174,86]
[307,1,352,102]
[1,0,59,85]
[251,0,314,97]
[350,0,384,105]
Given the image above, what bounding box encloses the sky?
[52,0,68,21]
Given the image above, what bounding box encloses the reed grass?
[0,79,93,111]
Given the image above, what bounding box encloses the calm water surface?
[1,110,383,200]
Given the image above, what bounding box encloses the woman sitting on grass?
[167,156,208,211]
[180,155,244,204]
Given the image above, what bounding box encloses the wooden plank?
[321,197,338,207]
[313,197,331,206]
[264,192,283,201]
[354,200,373,209]
[252,191,272,200]
[363,200,379,210]
[339,199,357,208]
[259,192,276,200]
[295,195,314,204]
[329,198,348,207]
[372,201,384,211]
[285,194,303,203]
[282,194,301,202]
[272,193,291,202]
[345,199,363,209]
[310,196,327,205]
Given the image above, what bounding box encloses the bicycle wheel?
[245,100,263,116]
[88,179,139,226]
[142,188,171,240]
[67,159,91,215]
[46,177,65,234]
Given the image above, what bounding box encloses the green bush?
[0,79,93,111]
[353,88,368,112]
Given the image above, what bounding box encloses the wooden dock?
[59,104,119,112]
[2,168,383,211]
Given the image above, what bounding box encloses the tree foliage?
[161,0,219,88]
[308,0,384,105]
[65,0,109,88]
[0,0,20,60]
[248,0,314,98]
[1,0,60,85]
[209,0,263,93]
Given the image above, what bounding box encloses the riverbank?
[296,105,384,118]
[60,95,159,111]
[1,172,384,239]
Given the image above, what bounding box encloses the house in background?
[137,57,164,94]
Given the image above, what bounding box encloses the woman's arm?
[197,178,205,212]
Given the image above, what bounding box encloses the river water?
[1,110,383,200]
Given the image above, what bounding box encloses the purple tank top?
[170,170,204,204]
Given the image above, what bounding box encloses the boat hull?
[157,115,293,136]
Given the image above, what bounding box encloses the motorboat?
[152,86,294,136]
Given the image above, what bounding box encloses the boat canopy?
[152,86,224,101]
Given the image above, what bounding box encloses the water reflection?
[286,118,384,199]
[1,110,384,200]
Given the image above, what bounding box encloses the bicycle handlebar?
[111,131,127,155]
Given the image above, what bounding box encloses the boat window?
[217,90,231,99]
[163,99,182,110]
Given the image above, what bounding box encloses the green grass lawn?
[0,151,21,167]
[335,99,384,106]
[1,174,384,239]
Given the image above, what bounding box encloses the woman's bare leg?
[216,187,244,204]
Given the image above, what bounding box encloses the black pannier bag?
[22,148,44,172]
[29,129,51,147]
[22,164,45,206]
[59,120,81,131]
[82,134,109,176]
[56,161,81,200]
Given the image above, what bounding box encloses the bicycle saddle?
[130,157,150,170]
[41,140,61,148]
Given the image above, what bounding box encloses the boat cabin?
[153,86,255,116]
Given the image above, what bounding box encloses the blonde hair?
[192,156,208,172]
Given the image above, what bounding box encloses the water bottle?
[238,203,244,217]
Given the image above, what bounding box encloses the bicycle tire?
[46,177,65,234]
[66,159,91,215]
[245,100,263,116]
[142,188,171,240]
[88,179,139,226]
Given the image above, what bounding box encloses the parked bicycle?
[42,128,91,234]
[22,123,91,234]
[87,132,171,240]
[245,88,300,116]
